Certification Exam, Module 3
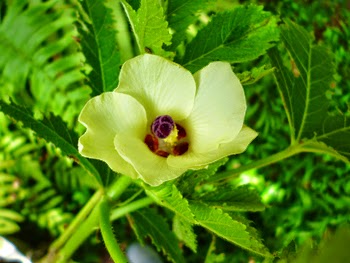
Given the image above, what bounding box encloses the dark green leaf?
[0,100,102,185]
[79,0,121,96]
[129,208,185,263]
[179,5,279,72]
[189,201,272,257]
[269,20,350,162]
[200,185,265,212]
[176,157,228,196]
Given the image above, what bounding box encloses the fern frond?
[0,0,89,126]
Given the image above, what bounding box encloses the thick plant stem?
[42,175,133,262]
[50,189,103,252]
[207,145,303,183]
[107,175,133,201]
[100,197,128,263]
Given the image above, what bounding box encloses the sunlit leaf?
[179,5,279,72]
[173,214,197,252]
[121,0,172,56]
[189,202,271,257]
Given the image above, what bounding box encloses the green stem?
[207,145,303,183]
[110,196,154,221]
[107,175,133,201]
[42,175,133,262]
[50,189,103,251]
[100,197,128,263]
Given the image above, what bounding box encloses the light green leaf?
[145,183,195,223]
[173,214,197,252]
[200,185,265,212]
[268,19,350,162]
[178,5,279,72]
[166,0,211,49]
[121,0,172,56]
[79,0,121,96]
[237,65,275,85]
[0,0,87,123]
[129,208,185,263]
[189,201,272,257]
[0,100,102,185]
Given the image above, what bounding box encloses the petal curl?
[116,54,196,122]
[167,126,258,170]
[114,134,187,186]
[184,62,246,153]
[78,92,147,177]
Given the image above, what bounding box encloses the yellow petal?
[78,92,147,177]
[183,62,246,153]
[167,126,258,170]
[114,134,187,186]
[116,54,196,122]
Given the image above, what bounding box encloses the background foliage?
[0,0,349,262]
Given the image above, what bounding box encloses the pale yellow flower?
[78,54,257,186]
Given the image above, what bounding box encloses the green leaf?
[129,208,185,263]
[237,65,275,85]
[173,214,197,252]
[268,19,350,162]
[189,201,272,258]
[200,185,265,212]
[0,0,87,123]
[178,5,279,72]
[79,0,121,96]
[0,100,102,185]
[145,183,195,223]
[166,0,211,49]
[176,157,228,196]
[121,0,172,56]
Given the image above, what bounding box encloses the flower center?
[144,115,188,157]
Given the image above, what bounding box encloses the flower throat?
[144,115,188,157]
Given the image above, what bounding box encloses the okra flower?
[78,54,257,186]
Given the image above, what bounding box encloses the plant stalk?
[207,144,303,183]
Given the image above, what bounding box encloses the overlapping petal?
[78,92,147,178]
[116,54,196,122]
[114,134,187,186]
[167,126,258,170]
[184,62,246,153]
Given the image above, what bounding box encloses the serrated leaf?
[189,201,272,257]
[128,208,185,263]
[178,5,279,72]
[121,0,172,56]
[268,20,350,162]
[145,183,195,223]
[79,0,121,96]
[201,185,265,212]
[176,157,228,196]
[173,214,197,252]
[166,0,211,49]
[237,65,275,85]
[0,100,102,185]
